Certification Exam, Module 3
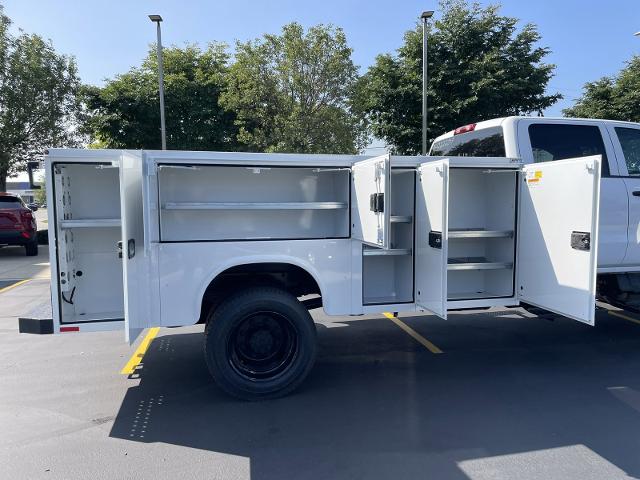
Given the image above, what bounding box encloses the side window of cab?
[614,127,640,176]
[527,123,611,176]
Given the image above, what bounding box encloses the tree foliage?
[221,23,366,154]
[563,56,640,122]
[83,43,237,151]
[357,0,561,154]
[0,7,82,191]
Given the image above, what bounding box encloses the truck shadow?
[110,312,640,480]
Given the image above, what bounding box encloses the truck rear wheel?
[204,287,317,400]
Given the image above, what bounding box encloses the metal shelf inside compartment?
[447,257,513,271]
[363,247,412,256]
[162,201,348,210]
[448,228,513,239]
[390,215,412,224]
[363,294,414,305]
[447,291,511,300]
[59,218,122,229]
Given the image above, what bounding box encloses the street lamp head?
[421,11,435,20]
[148,14,163,23]
[635,31,640,37]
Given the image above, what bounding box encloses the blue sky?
[2,0,639,118]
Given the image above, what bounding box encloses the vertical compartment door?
[518,156,601,325]
[120,152,149,343]
[415,160,449,318]
[352,153,391,248]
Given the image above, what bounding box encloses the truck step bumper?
[18,301,53,334]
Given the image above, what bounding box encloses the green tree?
[357,0,560,154]
[34,174,46,205]
[83,43,237,150]
[0,7,82,191]
[563,56,640,122]
[221,23,366,154]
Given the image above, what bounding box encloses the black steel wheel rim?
[228,311,299,381]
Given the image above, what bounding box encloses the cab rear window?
[430,126,506,157]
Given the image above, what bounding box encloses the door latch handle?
[117,240,135,259]
[633,191,640,197]
[429,231,442,249]
[127,239,135,259]
[369,193,384,213]
[570,231,590,251]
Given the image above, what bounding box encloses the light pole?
[421,10,434,156]
[149,14,167,150]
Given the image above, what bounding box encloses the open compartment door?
[351,153,391,248]
[518,156,601,325]
[120,152,150,343]
[415,159,449,318]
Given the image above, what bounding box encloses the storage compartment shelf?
[60,218,121,229]
[448,291,512,300]
[448,257,513,271]
[363,295,414,305]
[449,229,513,239]
[63,310,125,323]
[163,201,348,210]
[390,215,412,224]
[363,248,412,257]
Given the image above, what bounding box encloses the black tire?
[25,240,38,256]
[204,287,317,401]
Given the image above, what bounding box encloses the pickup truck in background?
[431,117,640,311]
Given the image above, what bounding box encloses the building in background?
[5,172,44,204]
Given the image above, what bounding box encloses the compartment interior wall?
[56,163,124,323]
[447,168,517,300]
[362,170,415,305]
[158,165,350,241]
[63,164,121,220]
[362,254,414,304]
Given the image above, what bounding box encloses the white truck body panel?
[45,146,603,338]
[351,154,391,249]
[415,159,449,318]
[517,157,601,325]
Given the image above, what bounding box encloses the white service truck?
[431,116,640,313]
[21,115,639,400]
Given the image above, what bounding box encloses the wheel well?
[199,263,322,323]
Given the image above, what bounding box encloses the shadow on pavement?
[110,313,640,479]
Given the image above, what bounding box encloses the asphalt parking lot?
[2,244,640,480]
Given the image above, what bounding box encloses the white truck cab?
[432,117,640,311]
[28,125,606,399]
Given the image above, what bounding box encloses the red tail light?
[60,326,80,332]
[20,210,35,231]
[454,123,477,135]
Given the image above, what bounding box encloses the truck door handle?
[633,191,640,197]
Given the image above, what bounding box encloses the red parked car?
[0,193,38,256]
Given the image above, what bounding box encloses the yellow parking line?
[608,310,640,326]
[383,312,443,354]
[0,279,30,294]
[120,327,160,375]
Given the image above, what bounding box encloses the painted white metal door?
[518,156,601,324]
[120,152,149,343]
[415,159,449,318]
[351,154,391,248]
